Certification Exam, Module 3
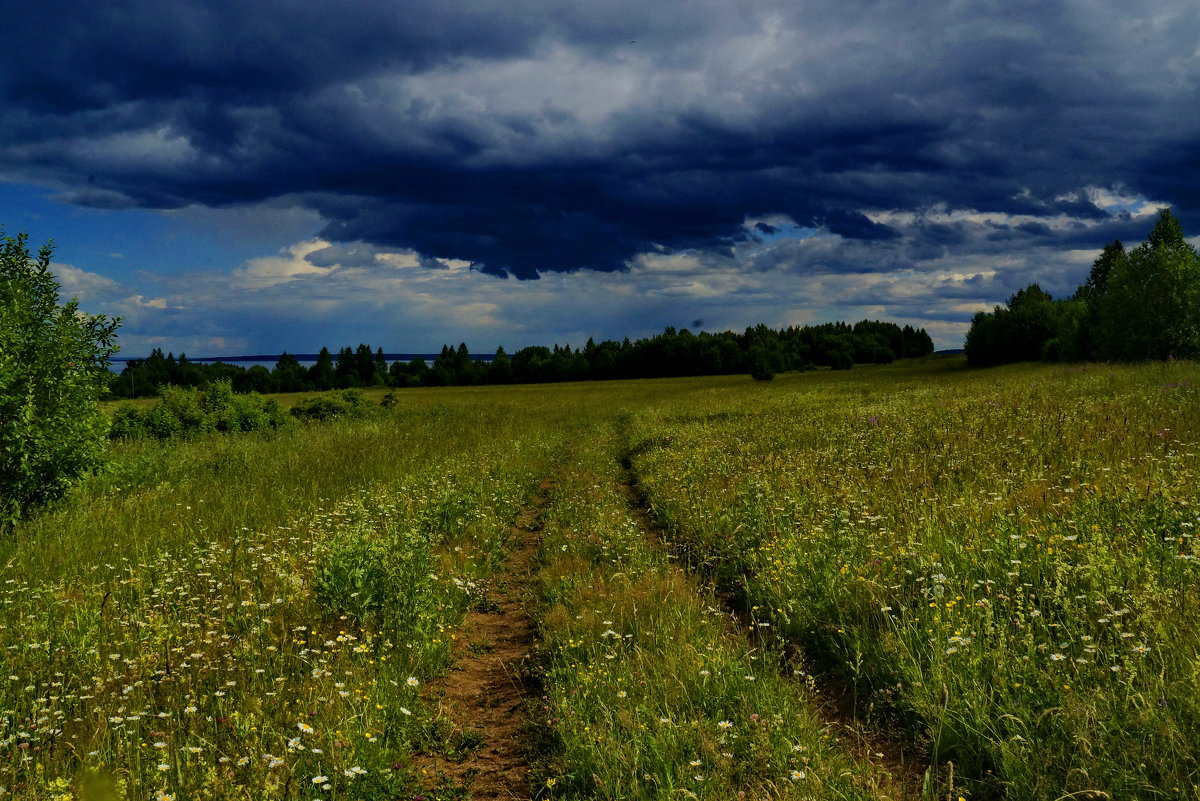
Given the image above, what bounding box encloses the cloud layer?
[55,192,1183,357]
[4,0,1199,285]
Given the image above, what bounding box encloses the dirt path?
[413,482,550,800]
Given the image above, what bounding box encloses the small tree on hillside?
[0,232,120,526]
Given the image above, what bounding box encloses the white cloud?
[232,239,339,288]
[122,295,180,310]
[51,262,123,301]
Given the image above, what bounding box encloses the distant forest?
[966,208,1200,366]
[109,320,934,398]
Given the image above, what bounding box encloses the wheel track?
[618,446,927,800]
[412,480,553,800]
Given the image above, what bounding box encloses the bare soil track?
[413,482,551,800]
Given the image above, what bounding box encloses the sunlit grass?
[531,423,893,799]
[630,358,1200,799]
[1,391,571,799]
[7,359,1198,799]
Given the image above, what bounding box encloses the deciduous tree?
[0,232,119,525]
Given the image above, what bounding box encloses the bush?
[0,232,119,525]
[106,405,149,440]
[747,346,777,381]
[108,381,289,440]
[313,523,433,624]
[289,389,373,421]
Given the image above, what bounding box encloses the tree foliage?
[110,320,936,398]
[965,284,1066,366]
[965,209,1200,366]
[0,232,119,525]
[1099,210,1200,360]
[108,380,288,440]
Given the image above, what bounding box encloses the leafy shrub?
[289,389,373,421]
[0,231,120,524]
[108,380,288,440]
[107,405,149,440]
[313,523,433,624]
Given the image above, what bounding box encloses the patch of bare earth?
[413,483,550,800]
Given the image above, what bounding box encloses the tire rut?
[618,450,927,800]
[413,480,552,800]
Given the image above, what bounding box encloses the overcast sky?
[2,0,1198,355]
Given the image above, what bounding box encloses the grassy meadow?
[3,358,1198,799]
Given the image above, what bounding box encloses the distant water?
[109,353,493,372]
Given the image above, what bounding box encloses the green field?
[5,357,1198,800]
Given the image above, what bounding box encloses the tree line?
[110,319,935,398]
[965,208,1200,366]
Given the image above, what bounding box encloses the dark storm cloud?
[304,242,385,270]
[2,0,1198,278]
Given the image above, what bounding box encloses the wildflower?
[406,677,420,688]
[791,770,807,780]
[1050,653,1066,661]
[717,720,733,730]
[297,722,315,734]
[157,764,170,771]
[312,776,329,784]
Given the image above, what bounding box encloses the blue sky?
[2,0,1198,355]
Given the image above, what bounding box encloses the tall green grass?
[532,422,895,799]
[7,362,1198,799]
[0,393,565,799]
[629,359,1200,798]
